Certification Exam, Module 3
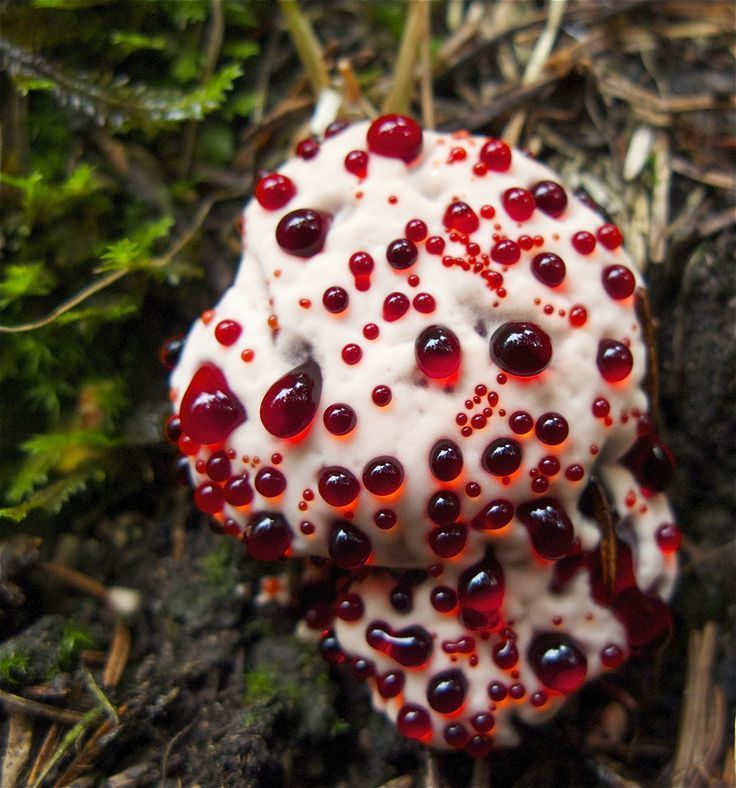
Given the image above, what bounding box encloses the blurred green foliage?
[0,0,265,528]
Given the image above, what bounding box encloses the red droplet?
[429,439,463,481]
[363,456,404,496]
[318,466,360,506]
[458,553,505,630]
[531,181,568,218]
[276,209,330,257]
[600,643,625,667]
[535,412,569,445]
[572,231,596,255]
[180,364,246,444]
[372,385,392,406]
[205,450,231,482]
[296,137,319,159]
[539,455,561,477]
[490,322,552,377]
[160,336,184,370]
[655,522,681,553]
[377,671,405,698]
[415,325,462,379]
[517,497,574,559]
[471,499,514,530]
[164,415,182,444]
[349,251,374,291]
[397,704,432,740]
[502,188,535,221]
[492,638,519,669]
[481,438,522,476]
[260,361,322,438]
[413,292,436,313]
[195,482,224,514]
[374,509,397,530]
[344,149,369,178]
[565,464,584,482]
[323,402,356,435]
[597,339,633,382]
[328,520,371,568]
[426,236,445,255]
[509,410,533,434]
[383,292,410,321]
[466,734,492,758]
[569,304,587,327]
[427,669,468,713]
[244,512,293,561]
[431,586,457,613]
[602,265,635,299]
[487,681,507,702]
[429,524,467,557]
[255,466,286,497]
[448,146,467,163]
[325,119,348,137]
[443,201,479,234]
[255,173,296,210]
[223,473,253,506]
[592,397,610,418]
[323,286,349,313]
[528,632,587,692]
[491,239,521,265]
[342,344,362,365]
[386,238,418,270]
[620,433,675,492]
[366,114,423,163]
[367,621,433,667]
[479,138,511,171]
[405,219,428,242]
[597,223,623,250]
[427,491,460,525]
[445,723,469,748]
[531,252,566,287]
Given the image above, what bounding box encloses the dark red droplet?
[479,139,511,171]
[345,149,369,178]
[429,439,463,481]
[254,466,286,497]
[318,466,360,506]
[363,456,404,496]
[390,585,413,613]
[164,415,182,444]
[260,360,322,438]
[458,552,505,630]
[531,252,566,287]
[613,587,672,654]
[655,522,681,553]
[397,704,432,740]
[482,438,522,476]
[372,385,392,406]
[195,482,224,514]
[472,499,514,531]
[429,523,467,558]
[572,231,596,255]
[386,238,418,270]
[413,292,436,313]
[383,292,410,321]
[535,412,569,445]
[443,201,479,234]
[466,734,492,758]
[366,114,423,163]
[427,669,468,713]
[602,265,635,299]
[329,520,372,569]
[160,336,184,370]
[377,670,405,698]
[597,223,623,250]
[620,433,675,492]
[431,586,457,613]
[349,251,374,291]
[531,181,568,218]
[341,343,362,365]
[491,239,521,265]
[539,455,561,477]
[180,364,246,445]
[471,712,495,733]
[517,497,575,560]
[255,173,296,210]
[490,322,552,377]
[529,632,587,692]
[509,410,533,434]
[600,643,625,668]
[244,512,293,561]
[405,218,428,242]
[296,137,319,159]
[445,723,469,748]
[415,325,462,379]
[275,209,330,258]
[367,620,433,667]
[204,450,230,482]
[323,286,349,313]
[336,592,364,621]
[502,188,535,222]
[492,638,519,669]
[488,681,507,702]
[323,402,357,435]
[223,474,253,506]
[374,508,397,530]
[597,339,633,382]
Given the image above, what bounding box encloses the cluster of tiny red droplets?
[170,117,678,757]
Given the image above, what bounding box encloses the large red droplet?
[471,499,514,531]
[275,209,330,258]
[479,138,511,171]
[429,524,467,558]
[397,704,432,740]
[602,265,635,299]
[255,173,296,210]
[531,181,567,218]
[517,497,574,560]
[318,466,360,506]
[481,438,522,476]
[490,321,552,377]
[528,632,587,692]
[260,361,322,438]
[443,201,479,234]
[415,325,462,379]
[531,252,566,287]
[366,114,423,163]
[502,188,535,222]
[457,552,505,630]
[535,412,569,445]
[427,669,468,713]
[244,512,293,561]
[597,339,633,382]
[620,433,675,493]
[180,364,246,445]
[383,292,410,321]
[328,520,371,568]
[366,620,433,667]
[429,439,463,481]
[362,456,404,496]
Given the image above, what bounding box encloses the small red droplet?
[342,344,363,365]
[345,149,369,178]
[572,231,596,255]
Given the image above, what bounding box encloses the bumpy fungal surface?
[168,117,679,754]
